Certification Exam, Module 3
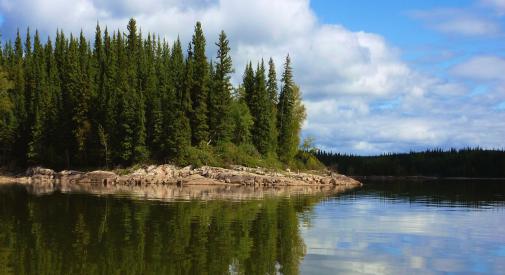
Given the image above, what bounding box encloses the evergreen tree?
[43,37,62,165]
[168,38,191,161]
[26,30,48,164]
[267,58,278,154]
[0,19,307,168]
[277,55,304,163]
[114,30,136,164]
[102,27,117,152]
[74,31,93,163]
[0,67,14,164]
[126,18,148,162]
[243,62,255,112]
[190,22,209,145]
[11,30,28,165]
[251,61,271,155]
[158,39,177,160]
[209,31,233,143]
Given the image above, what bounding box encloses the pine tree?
[190,22,209,145]
[209,31,233,143]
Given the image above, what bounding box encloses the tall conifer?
[209,31,233,143]
[190,22,209,145]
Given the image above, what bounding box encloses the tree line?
[0,19,307,169]
[316,148,505,178]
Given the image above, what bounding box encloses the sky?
[0,0,504,155]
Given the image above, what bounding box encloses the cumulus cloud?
[1,0,503,154]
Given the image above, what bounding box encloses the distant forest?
[0,19,315,170]
[316,148,505,178]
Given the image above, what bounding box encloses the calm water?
[0,180,504,274]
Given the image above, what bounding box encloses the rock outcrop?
[1,165,362,200]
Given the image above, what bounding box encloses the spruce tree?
[0,19,307,168]
[159,39,178,160]
[243,62,255,112]
[190,22,209,145]
[44,37,62,165]
[209,31,233,143]
[115,30,136,164]
[103,27,117,149]
[251,61,271,155]
[0,67,14,164]
[267,58,278,154]
[277,55,305,163]
[26,30,48,164]
[169,38,191,161]
[277,55,295,163]
[126,18,148,162]
[12,30,28,165]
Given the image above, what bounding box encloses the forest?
[0,19,316,170]
[316,148,505,178]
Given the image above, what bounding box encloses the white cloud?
[1,0,504,154]
[451,55,505,81]
[410,8,501,36]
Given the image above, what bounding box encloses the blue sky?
[1,0,504,155]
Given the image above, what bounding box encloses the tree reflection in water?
[0,185,326,275]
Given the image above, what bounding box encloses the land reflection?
[346,179,505,207]
[0,185,329,275]
[17,180,358,202]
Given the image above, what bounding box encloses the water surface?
[0,180,504,274]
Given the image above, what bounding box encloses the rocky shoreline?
[0,165,362,200]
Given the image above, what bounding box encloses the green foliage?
[182,143,219,167]
[215,142,262,167]
[1,19,309,170]
[293,137,325,170]
[229,97,253,145]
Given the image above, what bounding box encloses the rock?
[26,167,55,177]
[16,164,362,192]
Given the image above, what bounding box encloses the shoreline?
[351,175,505,182]
[0,165,362,200]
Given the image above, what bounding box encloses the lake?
[0,180,504,274]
